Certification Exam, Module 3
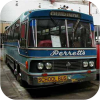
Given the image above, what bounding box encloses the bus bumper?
[24,70,96,86]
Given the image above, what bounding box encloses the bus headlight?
[89,61,94,67]
[37,63,44,70]
[45,62,52,69]
[83,61,88,67]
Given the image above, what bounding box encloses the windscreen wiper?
[72,19,80,47]
[73,19,80,33]
[50,16,58,26]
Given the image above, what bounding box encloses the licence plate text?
[38,75,67,83]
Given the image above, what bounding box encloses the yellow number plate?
[38,75,67,83]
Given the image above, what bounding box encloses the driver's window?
[67,20,92,48]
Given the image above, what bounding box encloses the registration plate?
[38,75,67,83]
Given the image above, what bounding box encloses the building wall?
[0,22,11,33]
[55,0,86,3]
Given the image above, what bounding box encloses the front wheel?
[16,65,24,86]
[16,73,24,86]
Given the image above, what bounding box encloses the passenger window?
[21,24,25,38]
[8,26,14,41]
[14,19,20,40]
[20,22,27,47]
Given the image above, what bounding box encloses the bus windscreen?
[30,19,92,48]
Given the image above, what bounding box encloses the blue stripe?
[19,49,97,57]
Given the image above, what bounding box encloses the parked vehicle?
[4,9,97,86]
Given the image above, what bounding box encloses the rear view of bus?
[4,9,97,86]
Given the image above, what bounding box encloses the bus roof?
[28,9,93,22]
[5,9,93,31]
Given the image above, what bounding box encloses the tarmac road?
[0,61,99,99]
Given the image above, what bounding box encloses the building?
[0,21,11,33]
[0,21,11,48]
[0,0,100,34]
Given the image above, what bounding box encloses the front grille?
[30,59,85,73]
[52,60,82,72]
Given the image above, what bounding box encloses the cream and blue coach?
[4,9,97,86]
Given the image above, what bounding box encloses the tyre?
[16,65,24,86]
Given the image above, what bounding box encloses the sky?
[0,0,100,25]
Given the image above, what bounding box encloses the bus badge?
[66,62,71,67]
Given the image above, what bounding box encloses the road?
[0,60,99,99]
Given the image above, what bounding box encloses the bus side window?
[11,25,15,41]
[20,22,27,47]
[6,27,12,42]
[4,31,7,42]
[14,19,20,41]
[7,28,11,41]
[8,25,14,42]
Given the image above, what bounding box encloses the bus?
[3,9,97,86]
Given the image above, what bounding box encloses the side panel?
[4,44,28,73]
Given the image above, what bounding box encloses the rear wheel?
[14,63,17,78]
[16,73,23,86]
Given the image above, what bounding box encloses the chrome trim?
[29,56,96,60]
[28,69,96,76]
[20,47,97,50]
[65,20,69,47]
[32,20,35,47]
[20,55,96,59]
[4,43,96,50]
[26,19,29,48]
[35,19,37,47]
